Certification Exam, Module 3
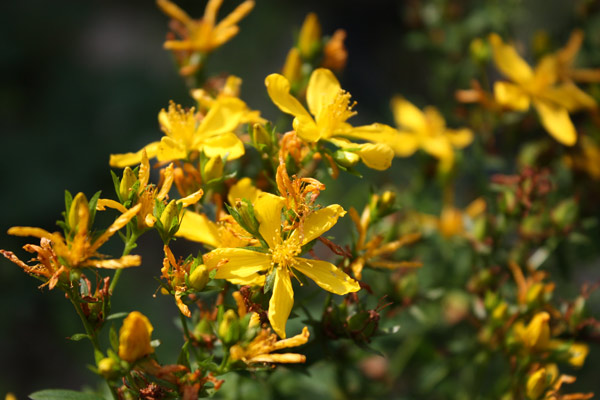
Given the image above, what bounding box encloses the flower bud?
[252,123,272,149]
[68,192,89,232]
[118,311,154,363]
[119,167,137,201]
[522,312,550,350]
[203,156,224,183]
[219,309,240,346]
[526,368,547,400]
[98,357,118,379]
[159,200,179,231]
[469,38,490,64]
[282,47,302,84]
[188,264,209,291]
[298,12,321,59]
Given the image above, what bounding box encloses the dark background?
[1,0,593,397]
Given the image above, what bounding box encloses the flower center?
[270,240,302,267]
[319,90,357,137]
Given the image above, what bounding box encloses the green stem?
[180,311,191,341]
[109,231,139,293]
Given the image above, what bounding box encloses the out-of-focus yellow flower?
[3,193,141,289]
[349,204,421,280]
[157,0,255,54]
[110,98,246,168]
[419,198,486,239]
[266,68,399,170]
[555,29,600,84]
[191,75,265,125]
[230,326,310,364]
[489,33,596,146]
[527,364,594,400]
[390,97,473,168]
[515,312,551,350]
[118,311,154,363]
[204,193,359,338]
[563,136,600,180]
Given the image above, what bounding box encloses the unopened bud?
[159,200,179,231]
[298,12,321,59]
[68,192,89,231]
[218,309,240,346]
[252,123,272,148]
[203,156,224,183]
[98,357,118,379]
[189,264,209,291]
[282,47,302,84]
[333,150,360,168]
[526,368,547,400]
[119,167,137,201]
[469,38,490,64]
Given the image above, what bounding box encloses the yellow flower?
[118,311,154,363]
[230,326,310,364]
[109,98,246,168]
[489,33,596,146]
[390,96,473,167]
[204,193,360,338]
[516,312,551,350]
[191,75,266,125]
[265,68,398,170]
[176,177,260,248]
[157,0,255,54]
[3,193,141,289]
[554,29,600,84]
[419,197,486,239]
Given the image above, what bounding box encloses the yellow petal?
[109,142,160,168]
[357,142,395,170]
[558,29,583,65]
[204,248,270,282]
[156,0,193,26]
[81,255,142,269]
[96,198,129,214]
[489,33,533,84]
[89,204,142,253]
[177,211,221,248]
[494,81,531,110]
[342,124,418,156]
[157,136,187,162]
[177,188,204,207]
[288,204,346,245]
[390,96,426,132]
[215,0,255,30]
[254,193,285,248]
[531,55,558,89]
[465,198,486,218]
[271,326,310,350]
[542,82,597,111]
[228,177,261,205]
[195,97,246,140]
[265,74,319,141]
[156,163,174,201]
[445,128,474,149]
[306,68,342,118]
[268,267,294,338]
[424,106,446,132]
[533,99,577,146]
[293,258,360,295]
[421,136,454,161]
[201,132,245,160]
[7,227,68,255]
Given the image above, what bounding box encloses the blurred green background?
[2,0,600,398]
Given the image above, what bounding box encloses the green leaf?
[88,190,102,226]
[106,312,129,321]
[109,325,118,352]
[29,389,106,400]
[110,171,121,202]
[67,333,90,342]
